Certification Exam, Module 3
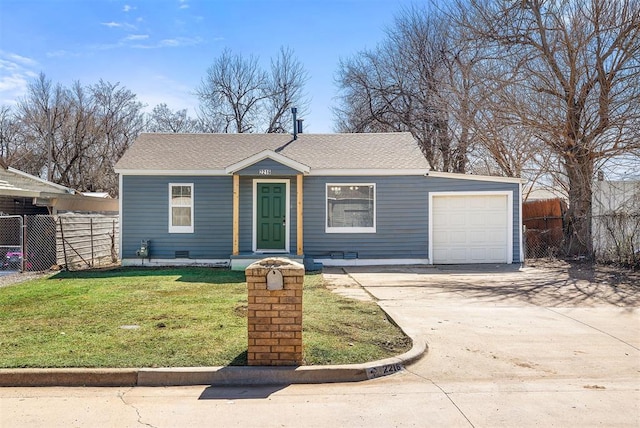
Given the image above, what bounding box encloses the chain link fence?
[0,215,23,271]
[0,214,119,272]
[25,215,58,271]
[523,216,565,259]
[524,212,640,267]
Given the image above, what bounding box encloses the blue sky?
[0,0,419,133]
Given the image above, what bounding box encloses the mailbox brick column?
[245,258,305,366]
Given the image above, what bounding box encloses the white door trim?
[429,191,513,264]
[253,178,290,253]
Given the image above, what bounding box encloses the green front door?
[257,182,286,251]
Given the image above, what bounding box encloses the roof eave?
[309,168,429,176]
[426,171,526,184]
[115,169,228,176]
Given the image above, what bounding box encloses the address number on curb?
[366,363,403,379]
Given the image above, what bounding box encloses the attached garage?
[430,191,513,264]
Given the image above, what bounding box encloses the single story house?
[114,132,524,269]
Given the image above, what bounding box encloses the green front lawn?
[0,268,410,368]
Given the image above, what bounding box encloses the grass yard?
[0,267,411,368]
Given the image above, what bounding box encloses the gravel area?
[0,271,55,288]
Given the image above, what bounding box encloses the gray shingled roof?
[114,132,429,172]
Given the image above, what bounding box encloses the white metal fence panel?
[56,213,119,270]
[592,180,640,265]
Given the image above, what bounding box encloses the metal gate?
[0,215,57,272]
[25,215,57,271]
[0,215,24,272]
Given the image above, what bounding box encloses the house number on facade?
[258,169,272,175]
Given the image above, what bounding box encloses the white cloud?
[179,0,189,9]
[46,50,81,58]
[0,52,39,105]
[101,21,137,31]
[159,39,181,47]
[0,74,28,92]
[134,74,199,114]
[4,52,38,67]
[128,36,203,49]
[101,21,122,28]
[124,34,149,41]
[123,4,134,12]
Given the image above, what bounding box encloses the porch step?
[230,253,309,271]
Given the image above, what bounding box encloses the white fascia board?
[225,150,310,174]
[309,169,429,176]
[0,188,40,198]
[115,169,227,176]
[427,171,526,184]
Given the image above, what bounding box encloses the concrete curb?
[0,338,427,387]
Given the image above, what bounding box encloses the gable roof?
[114,132,430,174]
[225,150,311,174]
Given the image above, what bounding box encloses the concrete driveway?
[1,262,638,427]
[332,262,640,426]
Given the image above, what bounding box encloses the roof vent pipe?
[291,107,298,140]
[296,119,303,135]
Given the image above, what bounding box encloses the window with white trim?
[169,183,194,233]
[326,184,376,233]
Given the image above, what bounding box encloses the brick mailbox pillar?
[245,258,305,366]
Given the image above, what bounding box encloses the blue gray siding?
[303,176,429,259]
[121,175,233,259]
[121,173,521,263]
[302,175,521,262]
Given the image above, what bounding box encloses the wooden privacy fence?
[57,213,119,270]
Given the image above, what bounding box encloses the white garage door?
[431,194,510,264]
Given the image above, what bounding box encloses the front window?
[326,184,376,233]
[169,183,193,233]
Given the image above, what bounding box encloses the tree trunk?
[564,148,594,257]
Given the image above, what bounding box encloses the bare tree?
[196,47,309,134]
[54,80,99,191]
[335,6,473,172]
[196,49,268,133]
[458,0,640,256]
[146,103,200,133]
[0,105,24,165]
[90,79,145,194]
[264,46,310,133]
[16,72,66,180]
[10,74,144,196]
